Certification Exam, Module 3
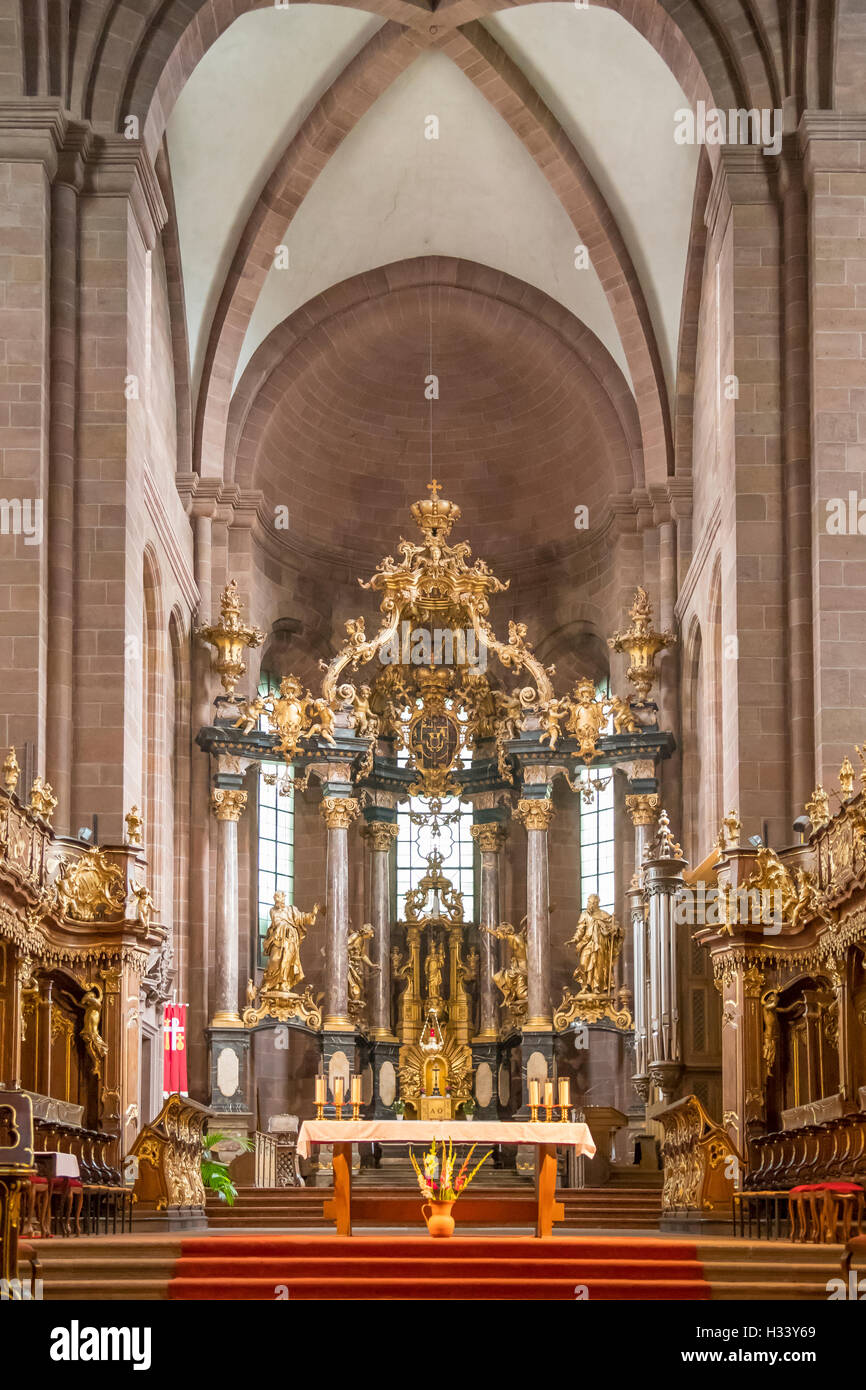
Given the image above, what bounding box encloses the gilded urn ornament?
[608,586,676,702]
[196,578,265,697]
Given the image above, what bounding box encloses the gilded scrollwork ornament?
[541,676,635,764]
[54,848,126,923]
[235,675,337,763]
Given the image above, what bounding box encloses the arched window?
[395,709,474,919]
[255,672,294,964]
[579,678,615,910]
[396,795,475,922]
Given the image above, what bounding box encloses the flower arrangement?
[409,1138,491,1203]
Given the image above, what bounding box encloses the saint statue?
[761,988,780,1078]
[262,894,321,996]
[79,984,109,1075]
[424,939,446,1007]
[347,922,380,1008]
[565,895,623,997]
[483,919,528,1017]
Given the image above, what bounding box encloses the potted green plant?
[201,1130,255,1207]
[461,1099,476,1120]
[392,1099,406,1121]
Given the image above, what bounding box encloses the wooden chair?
[789,1182,865,1243]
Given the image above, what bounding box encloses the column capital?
[515,798,554,831]
[471,822,508,853]
[362,820,399,852]
[320,795,360,830]
[626,793,660,827]
[210,788,247,822]
[81,135,168,249]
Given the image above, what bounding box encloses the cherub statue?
[130,879,154,930]
[789,867,835,931]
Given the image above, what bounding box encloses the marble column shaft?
[321,796,360,1030]
[517,799,554,1030]
[472,822,506,1039]
[211,788,247,1026]
[364,821,398,1038]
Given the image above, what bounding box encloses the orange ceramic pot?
[422,1199,455,1237]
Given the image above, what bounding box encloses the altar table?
[296,1120,595,1238]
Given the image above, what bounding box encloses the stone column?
[515,797,555,1031]
[45,144,85,830]
[320,795,361,1031]
[210,788,247,1027]
[801,116,866,786]
[471,821,507,1040]
[361,818,398,1039]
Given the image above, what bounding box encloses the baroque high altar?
[195,483,686,1130]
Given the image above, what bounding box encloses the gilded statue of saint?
[761,988,780,1078]
[483,919,528,1016]
[80,984,109,1075]
[565,895,623,997]
[347,922,379,1007]
[262,894,321,996]
[424,939,446,1006]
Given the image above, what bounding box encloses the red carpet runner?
[168,1234,711,1300]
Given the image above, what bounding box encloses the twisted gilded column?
[210,788,247,1026]
[321,795,361,1031]
[515,798,555,1030]
[362,819,399,1039]
[471,821,507,1039]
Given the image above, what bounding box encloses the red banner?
[163,1004,188,1097]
